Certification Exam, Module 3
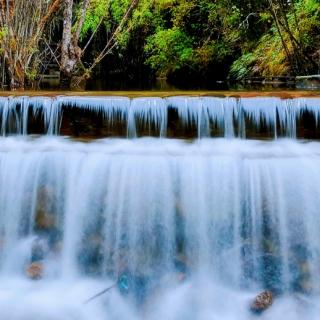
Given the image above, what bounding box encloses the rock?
[295,261,313,294]
[35,210,56,230]
[299,278,313,294]
[31,238,48,262]
[250,290,273,314]
[34,185,56,231]
[26,262,43,280]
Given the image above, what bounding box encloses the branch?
[43,38,61,67]
[0,0,5,25]
[267,0,295,72]
[82,15,103,54]
[38,0,61,34]
[74,0,91,44]
[85,0,138,74]
[28,0,61,54]
[239,12,258,29]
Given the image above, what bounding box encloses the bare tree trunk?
[60,0,91,89]
[60,0,76,89]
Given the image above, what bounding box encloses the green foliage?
[0,27,7,41]
[143,0,243,77]
[0,26,8,54]
[254,32,289,76]
[230,53,256,80]
[243,0,320,77]
[5,0,319,88]
[293,0,320,47]
[73,0,320,81]
[80,0,111,39]
[26,68,38,82]
[145,27,193,77]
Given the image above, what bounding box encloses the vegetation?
[0,0,60,88]
[0,0,319,89]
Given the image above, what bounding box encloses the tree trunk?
[8,66,25,90]
[60,0,77,89]
[3,51,25,89]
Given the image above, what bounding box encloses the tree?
[60,0,89,88]
[60,0,138,89]
[0,0,60,89]
[143,0,243,80]
[231,0,320,80]
[1,0,319,89]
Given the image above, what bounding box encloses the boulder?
[250,290,273,314]
[26,262,43,280]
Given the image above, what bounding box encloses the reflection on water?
[42,75,314,92]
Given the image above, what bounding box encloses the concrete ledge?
[0,90,320,98]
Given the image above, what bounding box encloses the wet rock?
[174,255,188,274]
[250,290,273,314]
[298,278,313,294]
[35,210,56,230]
[31,238,48,262]
[26,262,43,280]
[78,232,105,275]
[295,261,313,294]
[34,185,57,231]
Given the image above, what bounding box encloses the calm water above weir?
[0,94,320,319]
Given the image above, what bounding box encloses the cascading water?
[1,96,320,138]
[0,95,320,319]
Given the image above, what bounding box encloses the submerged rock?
[31,238,48,262]
[35,210,56,230]
[26,262,43,280]
[250,290,273,314]
[34,185,57,232]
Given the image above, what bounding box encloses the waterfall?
[0,96,319,138]
[0,95,320,319]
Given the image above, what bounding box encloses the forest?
[0,0,319,90]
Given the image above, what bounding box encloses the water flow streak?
[0,137,319,319]
[0,96,319,138]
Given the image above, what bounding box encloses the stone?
[26,262,43,280]
[34,185,56,231]
[31,238,48,262]
[250,290,273,314]
[35,210,56,230]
